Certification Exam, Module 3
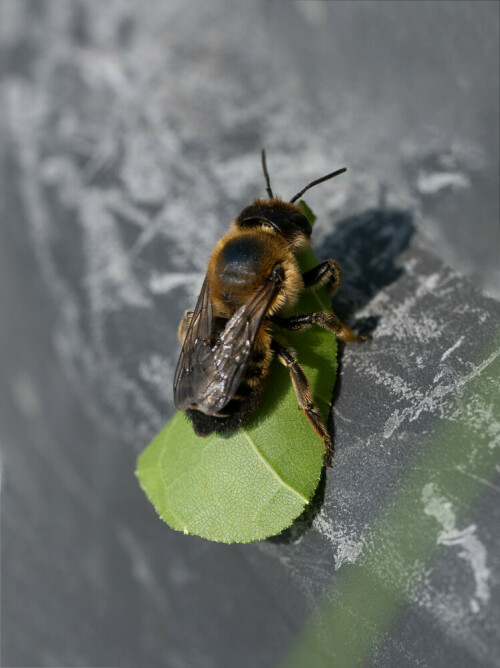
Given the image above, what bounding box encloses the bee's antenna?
[289,167,347,204]
[261,149,274,199]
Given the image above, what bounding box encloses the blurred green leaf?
[136,213,337,543]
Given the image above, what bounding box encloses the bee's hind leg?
[271,340,334,466]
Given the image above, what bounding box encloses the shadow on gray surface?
[325,208,415,322]
[269,208,415,543]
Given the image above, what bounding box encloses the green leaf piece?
[136,223,337,543]
[297,199,317,225]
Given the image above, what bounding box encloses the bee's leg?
[177,310,194,345]
[271,340,334,466]
[271,312,370,343]
[302,259,342,295]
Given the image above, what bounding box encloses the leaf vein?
[241,428,309,505]
[310,287,327,311]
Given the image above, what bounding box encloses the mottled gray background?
[1,1,499,667]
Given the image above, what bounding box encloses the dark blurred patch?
[71,0,135,48]
[70,1,89,45]
[322,208,415,324]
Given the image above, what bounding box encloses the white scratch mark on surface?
[116,524,168,612]
[149,271,204,295]
[82,190,152,310]
[451,347,500,393]
[295,0,328,25]
[383,345,500,437]
[440,336,465,362]
[139,354,175,402]
[10,372,42,419]
[416,171,470,194]
[455,466,500,493]
[374,293,442,342]
[313,514,364,570]
[422,483,491,613]
[415,272,441,297]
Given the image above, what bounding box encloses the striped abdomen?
[186,331,271,436]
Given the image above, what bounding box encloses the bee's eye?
[288,212,312,236]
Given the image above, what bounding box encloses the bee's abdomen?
[186,348,270,436]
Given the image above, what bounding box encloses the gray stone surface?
[1,1,499,666]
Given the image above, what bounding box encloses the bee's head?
[232,150,346,248]
[234,200,312,248]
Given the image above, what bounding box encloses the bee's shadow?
[325,207,415,330]
[267,207,415,544]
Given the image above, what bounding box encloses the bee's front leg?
[177,310,194,345]
[271,340,334,466]
[271,312,370,343]
[302,259,342,295]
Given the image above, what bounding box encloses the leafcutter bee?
[173,151,369,465]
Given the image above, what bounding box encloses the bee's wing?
[195,275,281,415]
[173,277,217,411]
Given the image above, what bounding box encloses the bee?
[173,151,369,465]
